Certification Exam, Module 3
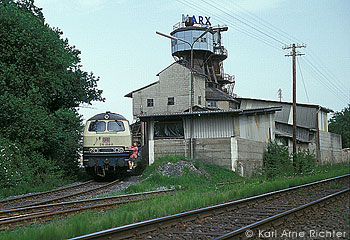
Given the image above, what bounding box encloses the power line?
[297,57,310,103]
[201,0,286,45]
[221,0,304,44]
[174,0,284,51]
[300,58,348,105]
[174,0,348,106]
[305,48,348,93]
[303,57,348,101]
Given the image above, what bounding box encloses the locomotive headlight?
[114,147,124,153]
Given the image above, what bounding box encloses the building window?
[154,121,184,138]
[206,100,218,108]
[229,101,237,109]
[198,96,202,105]
[147,99,153,107]
[168,97,175,105]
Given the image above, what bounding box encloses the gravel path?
[132,178,349,240]
[262,192,350,240]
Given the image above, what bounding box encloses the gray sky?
[35,0,350,122]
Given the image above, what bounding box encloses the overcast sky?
[35,0,350,122]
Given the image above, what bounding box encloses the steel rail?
[0,189,174,219]
[0,180,94,208]
[68,174,349,240]
[214,188,350,239]
[1,179,122,211]
[0,189,174,230]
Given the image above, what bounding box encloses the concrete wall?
[132,83,159,117]
[131,63,206,117]
[150,136,267,177]
[318,130,342,164]
[194,138,232,169]
[153,139,187,160]
[232,137,267,177]
[342,149,350,163]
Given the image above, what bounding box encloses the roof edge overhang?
[275,130,311,143]
[124,81,159,98]
[137,106,282,120]
[275,121,317,131]
[236,97,333,113]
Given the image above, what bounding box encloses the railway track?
[214,188,349,239]
[0,189,174,230]
[68,174,349,240]
[0,179,123,211]
[0,180,94,210]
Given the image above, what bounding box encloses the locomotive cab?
[83,111,132,178]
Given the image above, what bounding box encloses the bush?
[294,149,316,174]
[0,138,29,188]
[0,137,63,190]
[0,0,104,189]
[262,141,292,179]
[261,141,317,179]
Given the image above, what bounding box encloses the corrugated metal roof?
[239,98,322,129]
[137,106,282,119]
[205,87,239,103]
[236,97,333,113]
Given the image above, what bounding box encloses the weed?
[329,181,341,189]
[0,157,349,240]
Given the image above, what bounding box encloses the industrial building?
[125,15,344,176]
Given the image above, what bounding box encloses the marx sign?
[182,14,211,26]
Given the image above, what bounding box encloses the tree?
[0,0,104,186]
[328,104,350,148]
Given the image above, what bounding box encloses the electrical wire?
[297,58,310,103]
[301,58,348,105]
[173,0,348,106]
[303,57,348,101]
[174,0,283,51]
[201,0,287,45]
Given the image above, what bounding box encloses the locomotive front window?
[88,121,106,132]
[108,121,125,132]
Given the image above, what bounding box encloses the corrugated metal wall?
[239,114,274,142]
[240,99,318,129]
[183,115,234,139]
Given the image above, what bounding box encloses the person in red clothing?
[128,142,138,171]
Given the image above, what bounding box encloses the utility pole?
[283,43,306,169]
[278,88,282,102]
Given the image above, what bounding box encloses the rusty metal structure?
[170,14,235,96]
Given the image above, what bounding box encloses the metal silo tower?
[170,14,235,96]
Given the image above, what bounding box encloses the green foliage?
[329,104,350,148]
[261,141,292,179]
[261,142,317,179]
[293,149,316,174]
[0,0,104,188]
[1,161,348,240]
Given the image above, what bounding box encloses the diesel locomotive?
[82,111,133,178]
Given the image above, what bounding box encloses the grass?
[0,156,349,240]
[0,169,89,200]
